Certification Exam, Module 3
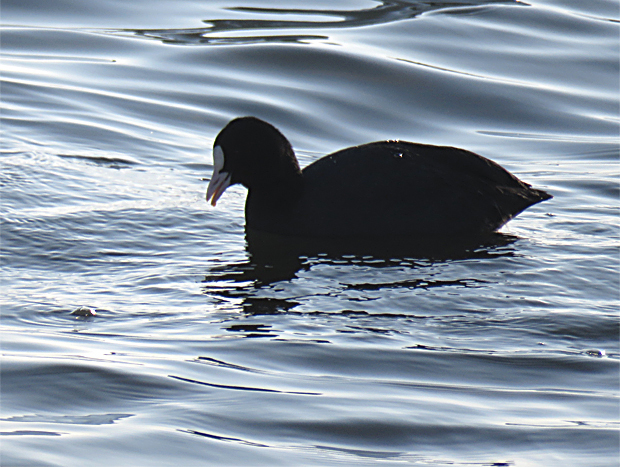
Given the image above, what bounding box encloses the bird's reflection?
[202,229,520,323]
[203,228,518,292]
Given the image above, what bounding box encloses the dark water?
[2,1,619,466]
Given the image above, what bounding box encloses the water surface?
[2,0,619,466]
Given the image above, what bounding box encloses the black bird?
[206,117,551,238]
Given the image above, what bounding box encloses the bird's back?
[274,142,550,237]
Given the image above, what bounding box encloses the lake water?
[1,0,619,466]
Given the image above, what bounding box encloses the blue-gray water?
[1,1,619,466]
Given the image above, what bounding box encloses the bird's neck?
[244,172,304,233]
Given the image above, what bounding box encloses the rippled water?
[2,1,619,466]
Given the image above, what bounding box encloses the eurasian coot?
[206,117,551,237]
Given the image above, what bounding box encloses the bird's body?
[207,117,551,238]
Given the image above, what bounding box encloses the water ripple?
[119,1,520,46]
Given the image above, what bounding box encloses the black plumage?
[207,117,551,238]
